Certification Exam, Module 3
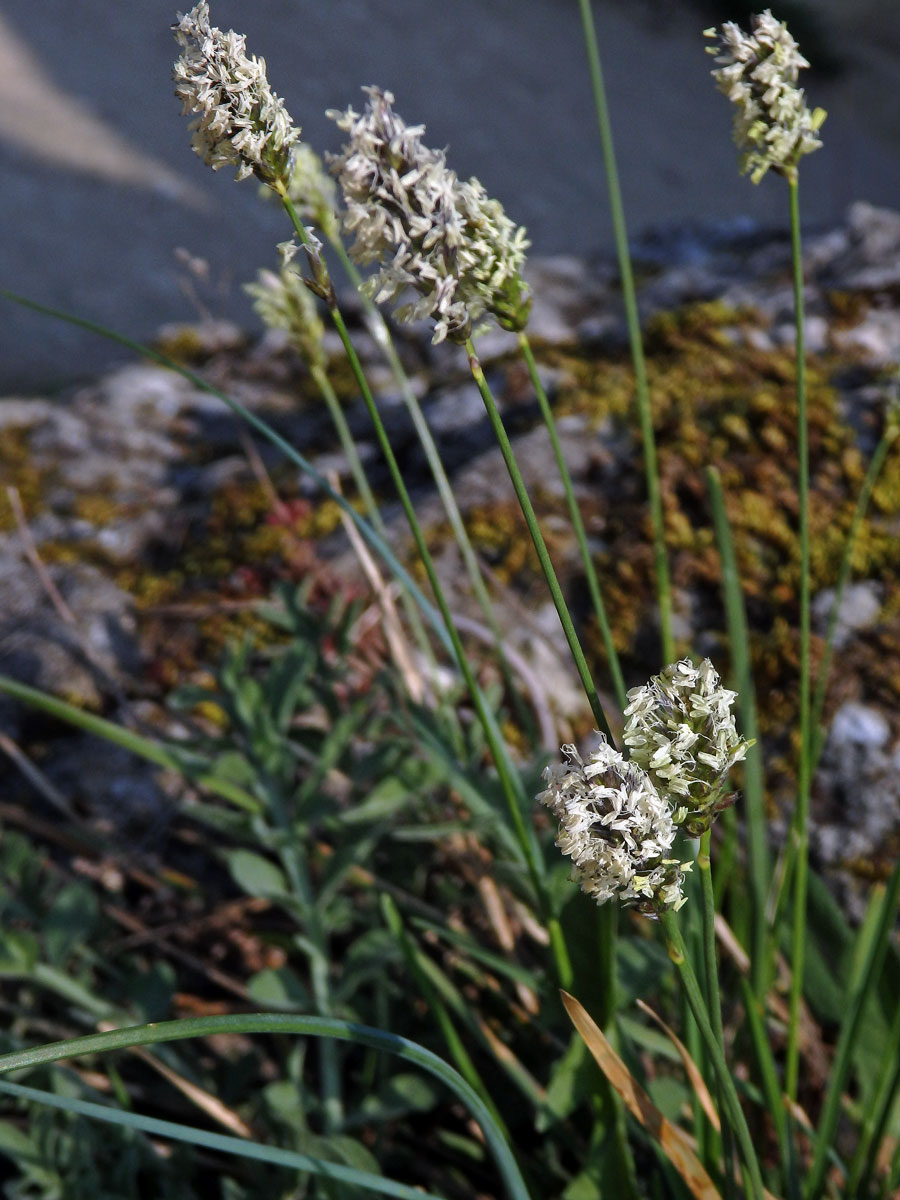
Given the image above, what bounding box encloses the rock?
[821,202,900,291]
[40,737,172,833]
[0,551,141,708]
[828,701,891,750]
[832,309,900,367]
[812,582,882,648]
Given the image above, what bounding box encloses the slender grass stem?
[516,326,633,1183]
[768,411,897,1007]
[274,192,569,959]
[705,467,769,993]
[310,362,440,687]
[328,305,557,930]
[518,332,627,710]
[848,996,900,1197]
[804,856,900,1200]
[330,240,534,734]
[465,340,613,742]
[575,0,674,663]
[2,286,573,993]
[660,912,766,1200]
[810,414,899,753]
[785,176,811,1104]
[0,1079,442,1200]
[698,830,735,1196]
[739,978,789,1176]
[382,895,509,1138]
[0,1015,531,1200]
[259,774,343,1131]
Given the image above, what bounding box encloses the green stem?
[575,0,674,663]
[519,332,627,710]
[764,413,897,980]
[332,237,536,737]
[279,194,574,984]
[465,340,613,742]
[311,362,442,697]
[785,175,811,1105]
[810,417,899,752]
[382,895,509,1138]
[804,856,900,1200]
[848,997,900,1198]
[698,830,735,1197]
[0,1015,530,1200]
[660,912,765,1200]
[739,978,789,1176]
[705,467,769,994]
[260,774,343,1131]
[0,676,259,813]
[312,363,381,527]
[0,1079,442,1200]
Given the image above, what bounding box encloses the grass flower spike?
[173,1,300,186]
[282,142,341,241]
[245,262,327,371]
[328,86,531,343]
[539,738,688,915]
[624,658,751,834]
[705,9,826,183]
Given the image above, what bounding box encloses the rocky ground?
[2,203,900,916]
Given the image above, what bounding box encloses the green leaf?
[359,1072,441,1123]
[247,967,311,1010]
[646,1074,690,1121]
[209,751,257,786]
[0,1117,37,1159]
[0,930,40,972]
[340,777,413,825]
[616,937,672,1009]
[263,643,317,733]
[225,850,288,899]
[334,929,402,1004]
[537,1033,594,1132]
[44,884,99,967]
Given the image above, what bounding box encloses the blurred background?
[2,0,899,389]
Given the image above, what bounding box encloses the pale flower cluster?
[705,9,825,183]
[245,262,326,372]
[539,738,689,915]
[173,2,299,186]
[623,658,751,835]
[328,87,531,344]
[282,143,340,242]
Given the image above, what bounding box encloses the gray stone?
[0,553,141,707]
[829,701,891,750]
[812,582,882,648]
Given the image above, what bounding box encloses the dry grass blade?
[636,998,721,1133]
[561,990,722,1200]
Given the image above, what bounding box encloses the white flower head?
[244,263,326,371]
[173,2,300,186]
[538,737,689,916]
[623,659,751,835]
[704,10,826,184]
[327,86,531,344]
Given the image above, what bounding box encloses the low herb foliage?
[1,5,899,1199]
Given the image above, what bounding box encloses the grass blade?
[0,1012,531,1200]
[705,466,769,992]
[0,674,260,813]
[0,1079,444,1199]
